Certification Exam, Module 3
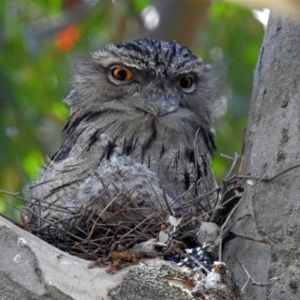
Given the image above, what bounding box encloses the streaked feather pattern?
[28,39,217,224]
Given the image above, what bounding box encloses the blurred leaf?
[55,24,81,52]
[23,150,44,178]
[200,2,264,180]
[220,0,300,18]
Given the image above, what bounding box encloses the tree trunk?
[138,0,210,50]
[224,12,300,299]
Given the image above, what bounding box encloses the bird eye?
[177,77,194,89]
[111,67,134,82]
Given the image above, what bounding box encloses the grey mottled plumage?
[28,39,217,224]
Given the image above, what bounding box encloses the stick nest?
[25,184,224,261]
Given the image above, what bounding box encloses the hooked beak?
[132,92,179,117]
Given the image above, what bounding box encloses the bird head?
[65,39,216,125]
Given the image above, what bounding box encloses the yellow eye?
[111,67,134,81]
[177,77,194,89]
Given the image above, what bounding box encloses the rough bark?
[0,215,238,299]
[224,12,300,299]
[0,215,131,300]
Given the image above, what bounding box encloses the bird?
[27,38,218,228]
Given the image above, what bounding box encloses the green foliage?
[0,0,263,219]
[202,2,264,179]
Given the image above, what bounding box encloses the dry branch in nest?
[24,185,217,261]
[18,153,247,264]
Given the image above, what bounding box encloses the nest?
[27,195,164,260]
[4,153,244,263]
[24,183,227,261]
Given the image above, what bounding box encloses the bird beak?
[132,92,179,117]
[147,94,179,116]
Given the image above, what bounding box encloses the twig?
[261,163,300,182]
[118,212,156,242]
[176,187,220,211]
[172,180,198,206]
[238,261,270,292]
[224,153,240,181]
[238,259,297,296]
[231,231,273,246]
[218,189,245,261]
[0,189,24,200]
[86,191,124,240]
[220,214,251,238]
[162,187,174,216]
[193,128,201,191]
[235,154,245,186]
[220,153,236,160]
[234,163,300,183]
[20,213,30,231]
